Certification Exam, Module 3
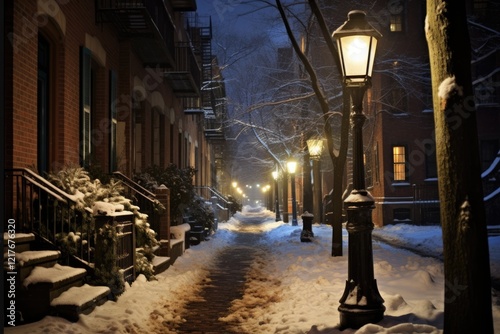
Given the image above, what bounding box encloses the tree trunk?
[425,1,493,333]
[275,0,351,255]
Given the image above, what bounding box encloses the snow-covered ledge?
[170,223,191,253]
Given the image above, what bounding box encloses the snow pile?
[372,223,444,257]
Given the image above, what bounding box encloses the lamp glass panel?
[307,139,324,158]
[340,35,372,77]
[367,37,378,78]
[287,161,297,174]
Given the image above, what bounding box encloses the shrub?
[134,164,197,223]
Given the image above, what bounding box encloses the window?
[389,0,405,32]
[170,123,174,164]
[38,35,51,174]
[390,87,407,114]
[365,151,373,188]
[152,109,160,166]
[109,70,117,172]
[178,131,182,167]
[80,47,92,167]
[374,143,380,183]
[390,14,403,32]
[134,104,143,173]
[393,146,407,181]
[195,145,200,186]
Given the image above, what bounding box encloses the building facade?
[306,0,500,226]
[368,0,500,226]
[4,0,226,191]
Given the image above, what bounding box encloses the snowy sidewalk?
[173,224,270,333]
[5,207,500,333]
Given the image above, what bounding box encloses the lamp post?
[287,159,298,226]
[272,170,281,221]
[306,138,324,225]
[333,10,384,329]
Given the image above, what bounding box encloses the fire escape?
[185,14,226,142]
[96,0,200,97]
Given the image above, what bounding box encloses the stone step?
[4,250,61,282]
[152,255,171,274]
[19,264,88,322]
[50,284,111,322]
[3,232,35,254]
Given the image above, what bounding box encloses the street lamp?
[272,170,281,221]
[287,159,298,226]
[333,10,384,329]
[306,138,324,225]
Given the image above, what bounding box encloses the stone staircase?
[3,233,110,324]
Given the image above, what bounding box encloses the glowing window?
[393,146,407,181]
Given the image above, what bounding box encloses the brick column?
[154,184,170,256]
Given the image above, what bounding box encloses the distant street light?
[306,138,324,225]
[272,170,281,221]
[333,10,384,329]
[287,159,298,226]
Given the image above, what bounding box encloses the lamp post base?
[338,302,385,330]
[300,212,314,242]
[339,190,385,329]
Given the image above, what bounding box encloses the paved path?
[175,218,268,334]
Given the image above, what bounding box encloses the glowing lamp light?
[332,10,382,87]
[306,138,324,160]
[287,160,297,174]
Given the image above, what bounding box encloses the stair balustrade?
[111,171,163,234]
[195,186,231,225]
[5,168,94,267]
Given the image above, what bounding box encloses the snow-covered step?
[152,255,171,274]
[20,264,88,322]
[51,284,110,322]
[5,250,61,282]
[24,263,87,290]
[3,232,35,253]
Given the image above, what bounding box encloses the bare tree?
[426,0,493,332]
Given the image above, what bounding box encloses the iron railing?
[195,186,231,224]
[112,171,161,233]
[5,168,94,266]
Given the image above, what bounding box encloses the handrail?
[23,175,68,204]
[8,168,76,204]
[482,150,500,179]
[111,171,162,237]
[195,186,231,205]
[112,171,156,200]
[5,168,94,267]
[194,186,232,224]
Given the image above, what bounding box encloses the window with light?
[393,146,407,181]
[390,14,403,32]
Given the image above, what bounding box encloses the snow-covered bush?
[47,166,159,285]
[93,222,126,298]
[135,249,156,281]
[188,197,216,234]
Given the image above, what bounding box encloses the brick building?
[4,0,227,190]
[303,0,500,226]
